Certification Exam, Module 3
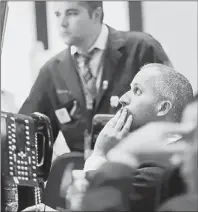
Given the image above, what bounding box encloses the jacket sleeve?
[82,162,135,211]
[138,35,173,68]
[83,154,108,172]
[19,66,59,143]
[83,162,167,212]
[130,163,167,212]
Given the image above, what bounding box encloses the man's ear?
[93,7,102,22]
[157,101,172,117]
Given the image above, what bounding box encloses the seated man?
[44,63,193,210]
[81,94,198,212]
[85,63,193,169]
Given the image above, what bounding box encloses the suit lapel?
[95,26,126,111]
[58,49,86,106]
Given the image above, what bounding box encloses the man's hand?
[93,108,132,157]
[107,121,195,169]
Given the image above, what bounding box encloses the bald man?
[86,63,193,165]
[80,64,194,212]
[82,95,197,212]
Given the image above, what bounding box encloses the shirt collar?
[71,24,109,55]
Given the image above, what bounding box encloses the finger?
[120,115,133,137]
[106,110,121,128]
[114,108,128,131]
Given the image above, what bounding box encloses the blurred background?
[1,0,197,159]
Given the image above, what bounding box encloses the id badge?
[55,108,72,124]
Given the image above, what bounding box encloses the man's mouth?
[62,31,70,36]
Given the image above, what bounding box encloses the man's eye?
[133,87,142,96]
[67,12,78,16]
[55,11,61,17]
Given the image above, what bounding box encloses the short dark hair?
[79,1,104,23]
[140,63,194,122]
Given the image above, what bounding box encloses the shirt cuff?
[84,155,108,172]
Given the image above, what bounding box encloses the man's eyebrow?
[66,8,79,12]
[54,8,79,13]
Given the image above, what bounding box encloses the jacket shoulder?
[122,30,159,46]
[39,48,68,74]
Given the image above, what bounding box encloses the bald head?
[139,63,194,122]
[119,63,193,130]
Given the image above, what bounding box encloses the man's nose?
[119,92,130,107]
[61,16,68,28]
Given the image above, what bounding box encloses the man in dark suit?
[79,64,193,212]
[81,87,197,212]
[84,63,193,169]
[19,1,171,153]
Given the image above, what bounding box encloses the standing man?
[19,1,171,152]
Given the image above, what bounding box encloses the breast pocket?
[56,89,74,106]
[56,89,83,125]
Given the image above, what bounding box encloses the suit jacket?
[158,194,198,212]
[81,162,186,212]
[19,26,171,152]
[43,155,185,212]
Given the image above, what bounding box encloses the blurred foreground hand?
[107,121,195,169]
